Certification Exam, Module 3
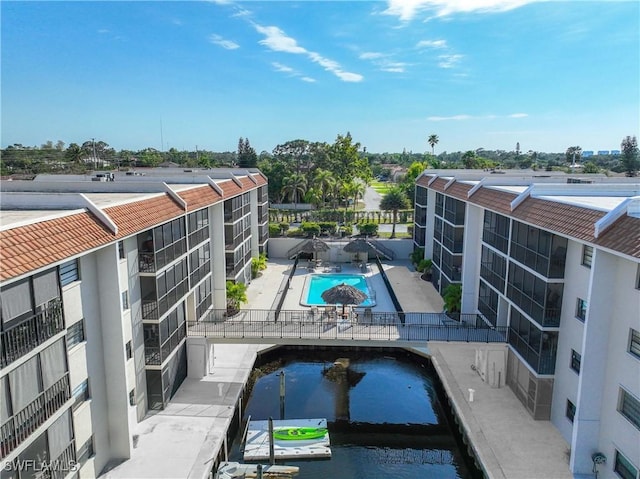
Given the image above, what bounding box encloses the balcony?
[1,373,71,457]
[1,300,64,369]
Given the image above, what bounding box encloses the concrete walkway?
[102,258,571,479]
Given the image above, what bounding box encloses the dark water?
[229,348,482,479]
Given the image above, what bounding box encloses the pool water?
[303,273,375,307]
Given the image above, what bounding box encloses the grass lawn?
[370,181,394,195]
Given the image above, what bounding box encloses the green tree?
[64,143,84,166]
[281,172,308,213]
[428,134,439,155]
[226,281,248,314]
[237,137,258,168]
[582,161,599,174]
[379,186,409,239]
[443,284,462,315]
[621,136,639,177]
[313,168,335,207]
[565,146,582,167]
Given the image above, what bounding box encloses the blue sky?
[2,1,638,154]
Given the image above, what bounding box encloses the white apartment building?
[0,169,269,478]
[413,171,640,479]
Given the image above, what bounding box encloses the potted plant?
[418,259,433,281]
[442,283,462,321]
[226,280,248,317]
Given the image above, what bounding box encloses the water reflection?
[230,349,481,479]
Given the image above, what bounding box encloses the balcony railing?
[1,300,64,369]
[1,373,71,457]
[43,441,77,479]
[186,310,508,344]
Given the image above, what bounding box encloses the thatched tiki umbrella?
[321,283,368,317]
[343,238,383,262]
[298,237,330,263]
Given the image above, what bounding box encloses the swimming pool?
[301,273,376,307]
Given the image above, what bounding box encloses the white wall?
[267,238,414,261]
[461,203,483,314]
[551,238,590,443]
[597,254,640,479]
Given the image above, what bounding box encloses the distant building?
[413,170,640,479]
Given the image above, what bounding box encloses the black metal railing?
[42,441,77,479]
[0,373,71,457]
[1,300,64,369]
[187,310,507,344]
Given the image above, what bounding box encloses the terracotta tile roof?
[239,177,256,189]
[444,181,473,200]
[0,212,112,281]
[416,175,433,188]
[105,195,185,238]
[219,180,243,198]
[254,173,268,186]
[510,198,605,242]
[595,215,640,258]
[468,187,517,215]
[429,177,449,192]
[178,185,223,212]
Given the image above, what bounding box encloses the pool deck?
[102,259,572,479]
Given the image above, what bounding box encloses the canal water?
[228,347,482,478]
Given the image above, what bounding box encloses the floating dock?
[215,462,299,478]
[243,418,331,461]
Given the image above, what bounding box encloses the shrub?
[279,222,290,235]
[417,258,432,273]
[410,248,425,265]
[318,221,338,235]
[358,222,378,236]
[269,223,281,237]
[300,222,321,237]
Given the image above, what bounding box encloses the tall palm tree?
[428,134,439,155]
[314,169,335,208]
[281,173,308,217]
[379,186,409,239]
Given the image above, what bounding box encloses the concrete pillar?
[570,249,614,474]
[210,203,227,310]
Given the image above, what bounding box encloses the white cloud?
[428,114,473,121]
[301,77,317,83]
[254,24,363,82]
[98,29,109,34]
[380,61,408,73]
[272,62,294,73]
[438,54,463,68]
[254,25,306,54]
[428,113,529,121]
[360,52,386,60]
[383,0,540,22]
[209,34,239,50]
[416,39,447,49]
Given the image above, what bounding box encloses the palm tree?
[379,186,409,239]
[428,134,439,155]
[565,146,582,167]
[281,172,308,216]
[314,169,335,207]
[226,280,248,315]
[351,179,366,213]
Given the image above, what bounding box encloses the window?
[566,399,576,423]
[614,450,639,479]
[118,241,125,259]
[122,291,130,310]
[576,298,587,322]
[72,379,90,410]
[636,265,640,290]
[67,319,85,349]
[126,341,133,360]
[581,245,593,268]
[76,436,95,466]
[629,329,640,360]
[59,259,79,286]
[619,388,640,430]
[129,388,136,406]
[570,350,581,373]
